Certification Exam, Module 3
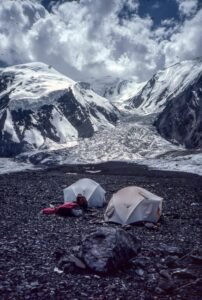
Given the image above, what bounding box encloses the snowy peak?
[126,57,202,149]
[0,62,74,110]
[0,63,118,156]
[129,58,202,115]
[90,76,146,109]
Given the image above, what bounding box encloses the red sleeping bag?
[42,202,79,216]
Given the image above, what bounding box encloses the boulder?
[80,227,140,273]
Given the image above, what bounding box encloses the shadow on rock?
[58,227,141,274]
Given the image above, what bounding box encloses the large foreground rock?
[80,227,140,273]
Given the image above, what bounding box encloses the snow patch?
[50,107,78,143]
[85,170,101,174]
[1,62,74,111]
[24,127,44,147]
[3,109,19,143]
[144,153,202,176]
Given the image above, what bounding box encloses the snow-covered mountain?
[154,73,202,148]
[88,58,202,149]
[129,58,202,115]
[90,76,146,109]
[0,63,118,156]
[127,58,202,148]
[0,58,201,175]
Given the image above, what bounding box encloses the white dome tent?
[63,178,106,208]
[104,186,163,225]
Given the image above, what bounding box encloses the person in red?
[76,194,88,211]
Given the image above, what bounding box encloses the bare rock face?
[80,227,141,273]
[154,74,202,149]
[127,58,202,149]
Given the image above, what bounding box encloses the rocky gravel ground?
[0,162,202,300]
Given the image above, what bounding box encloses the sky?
[0,0,202,82]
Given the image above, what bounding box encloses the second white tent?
[104,186,163,225]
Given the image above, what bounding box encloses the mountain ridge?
[0,62,118,156]
[0,58,201,163]
[124,58,202,149]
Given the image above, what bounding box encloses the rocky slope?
[154,73,202,148]
[0,162,201,300]
[127,58,202,148]
[129,58,202,114]
[0,63,118,157]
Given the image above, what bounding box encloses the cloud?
[0,0,201,83]
[163,8,202,66]
[0,0,47,64]
[177,0,198,17]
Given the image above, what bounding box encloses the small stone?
[144,223,157,230]
[191,255,202,264]
[30,281,39,287]
[53,267,63,274]
[148,268,156,273]
[159,244,183,257]
[159,270,171,280]
[135,268,144,276]
[63,263,75,273]
[53,248,66,261]
[155,287,164,294]
[156,263,165,270]
[172,268,197,279]
[121,224,132,230]
[72,246,80,252]
[69,254,86,269]
[132,257,147,268]
[165,256,179,268]
[191,202,199,206]
[158,278,174,291]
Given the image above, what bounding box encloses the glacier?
[0,59,201,175]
